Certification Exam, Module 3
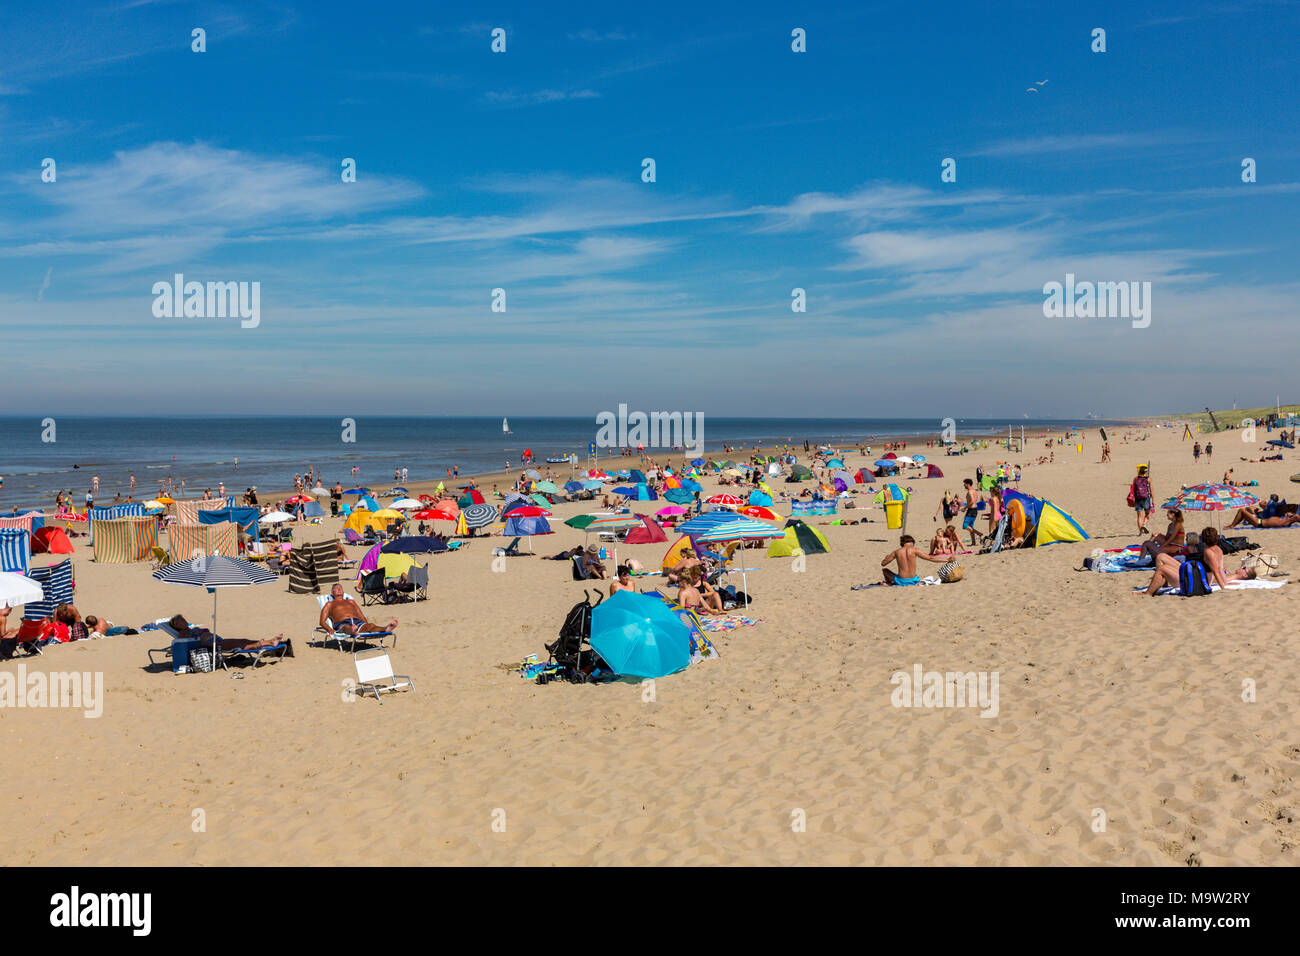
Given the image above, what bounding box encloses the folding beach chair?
[353,647,414,702]
[358,568,389,606]
[312,594,393,652]
[343,529,365,546]
[492,537,523,557]
[407,564,429,601]
[222,639,290,669]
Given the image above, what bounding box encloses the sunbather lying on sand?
[882,534,949,586]
[1141,527,1254,596]
[318,585,397,636]
[1226,504,1300,528]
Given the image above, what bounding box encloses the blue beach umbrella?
[680,479,703,493]
[564,480,584,493]
[662,488,694,504]
[582,480,605,491]
[589,591,691,679]
[747,490,773,506]
[690,458,705,468]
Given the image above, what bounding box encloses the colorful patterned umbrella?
[1160,483,1259,511]
[706,494,744,507]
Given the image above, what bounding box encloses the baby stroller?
[543,590,606,683]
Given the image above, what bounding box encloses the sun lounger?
[353,647,414,701]
[313,594,394,652]
[223,640,290,668]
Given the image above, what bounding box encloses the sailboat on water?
[503,417,511,434]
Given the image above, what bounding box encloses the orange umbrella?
[739,505,779,520]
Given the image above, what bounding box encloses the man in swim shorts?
[961,478,982,546]
[882,534,950,585]
[319,584,398,638]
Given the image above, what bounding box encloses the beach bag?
[938,562,964,583]
[1126,484,1136,508]
[1242,553,1279,574]
[1178,560,1211,597]
[189,648,215,673]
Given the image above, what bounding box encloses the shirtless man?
[319,584,398,638]
[881,534,950,586]
[961,478,982,547]
[1142,526,1254,596]
[168,615,289,653]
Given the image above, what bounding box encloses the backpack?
[1178,559,1211,596]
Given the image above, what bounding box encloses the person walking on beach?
[1193,441,1202,463]
[1101,441,1111,463]
[1205,442,1213,463]
[1129,465,1154,535]
[961,478,981,547]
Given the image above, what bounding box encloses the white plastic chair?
[354,647,414,702]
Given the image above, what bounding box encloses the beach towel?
[1137,578,1288,595]
[851,576,942,589]
[22,559,74,621]
[697,614,765,631]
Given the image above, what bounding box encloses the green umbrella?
[564,514,598,530]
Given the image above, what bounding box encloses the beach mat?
[1136,578,1287,595]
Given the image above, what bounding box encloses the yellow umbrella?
[371,508,403,521]
[455,513,468,536]
[376,552,415,578]
[156,495,175,504]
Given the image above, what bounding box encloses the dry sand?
[3,423,1299,866]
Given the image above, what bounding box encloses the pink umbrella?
[656,505,689,516]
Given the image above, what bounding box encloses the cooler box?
[171,637,201,673]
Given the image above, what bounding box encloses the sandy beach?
[3,422,1298,867]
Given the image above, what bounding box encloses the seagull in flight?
[1025,79,1048,92]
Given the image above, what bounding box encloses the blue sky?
[1,0,1297,418]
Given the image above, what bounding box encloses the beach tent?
[197,506,259,534]
[767,520,830,558]
[457,490,486,507]
[623,515,667,544]
[22,558,74,621]
[31,526,74,555]
[295,500,327,519]
[375,552,416,580]
[925,464,944,478]
[854,469,873,484]
[343,509,381,536]
[660,534,694,572]
[503,514,553,538]
[356,496,381,512]
[91,516,158,563]
[0,529,30,573]
[1000,489,1089,547]
[788,464,813,481]
[169,522,240,562]
[747,490,773,507]
[767,462,782,475]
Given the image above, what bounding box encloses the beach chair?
[312,594,393,652]
[266,555,288,575]
[223,639,290,669]
[493,537,523,557]
[353,647,414,702]
[343,528,365,546]
[407,564,429,601]
[358,568,389,606]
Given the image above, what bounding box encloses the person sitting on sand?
[1141,508,1186,560]
[1142,527,1254,596]
[318,585,397,639]
[609,564,636,596]
[881,534,950,586]
[169,614,290,653]
[579,546,607,579]
[1226,504,1300,528]
[675,562,723,615]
